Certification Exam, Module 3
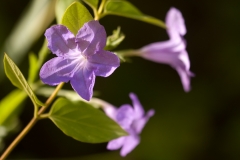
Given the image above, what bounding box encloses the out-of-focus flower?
[102,93,155,157]
[136,7,194,91]
[40,20,120,101]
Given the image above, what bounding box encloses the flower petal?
[140,43,181,65]
[45,25,77,57]
[40,57,78,85]
[120,134,140,157]
[132,109,155,134]
[129,93,144,120]
[116,104,134,129]
[166,7,186,39]
[175,50,194,92]
[88,50,120,77]
[76,20,106,56]
[70,68,95,101]
[140,43,193,92]
[140,38,185,54]
[107,136,125,150]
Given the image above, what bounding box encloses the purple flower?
[103,93,155,157]
[40,20,120,101]
[138,7,194,91]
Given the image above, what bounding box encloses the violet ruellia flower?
[103,93,155,157]
[40,20,120,101]
[137,7,194,91]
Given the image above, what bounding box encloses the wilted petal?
[76,20,106,56]
[133,109,155,134]
[120,134,140,157]
[116,104,134,129]
[70,68,95,101]
[45,25,77,57]
[129,93,144,120]
[166,7,186,39]
[88,50,120,77]
[40,57,78,85]
[107,137,125,150]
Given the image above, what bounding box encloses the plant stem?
[97,0,106,15]
[0,82,64,160]
[38,82,64,115]
[116,49,141,57]
[38,114,49,120]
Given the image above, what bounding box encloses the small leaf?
[49,98,128,143]
[0,89,27,125]
[105,27,125,50]
[28,52,38,83]
[3,53,44,107]
[55,0,78,24]
[62,1,93,35]
[82,0,99,9]
[104,0,166,28]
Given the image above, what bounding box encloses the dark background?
[1,0,240,159]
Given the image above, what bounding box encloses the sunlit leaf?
[49,98,128,143]
[82,0,99,9]
[38,39,50,67]
[0,89,27,125]
[28,52,38,83]
[104,0,166,28]
[55,0,78,24]
[62,1,93,35]
[28,39,49,84]
[3,53,44,107]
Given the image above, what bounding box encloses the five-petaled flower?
[40,20,120,101]
[102,93,155,157]
[136,7,194,91]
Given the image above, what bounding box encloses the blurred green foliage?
[1,0,240,159]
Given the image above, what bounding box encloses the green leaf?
[38,39,50,67]
[0,90,27,125]
[28,52,38,83]
[104,0,166,28]
[55,0,78,24]
[49,98,128,143]
[62,1,93,35]
[105,27,125,50]
[82,0,99,9]
[3,53,44,107]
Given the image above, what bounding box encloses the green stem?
[38,114,49,120]
[97,0,106,15]
[33,104,38,118]
[0,82,64,160]
[38,82,64,115]
[93,8,99,20]
[116,49,141,57]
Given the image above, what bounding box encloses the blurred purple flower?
[138,7,194,91]
[40,20,120,101]
[103,93,155,157]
